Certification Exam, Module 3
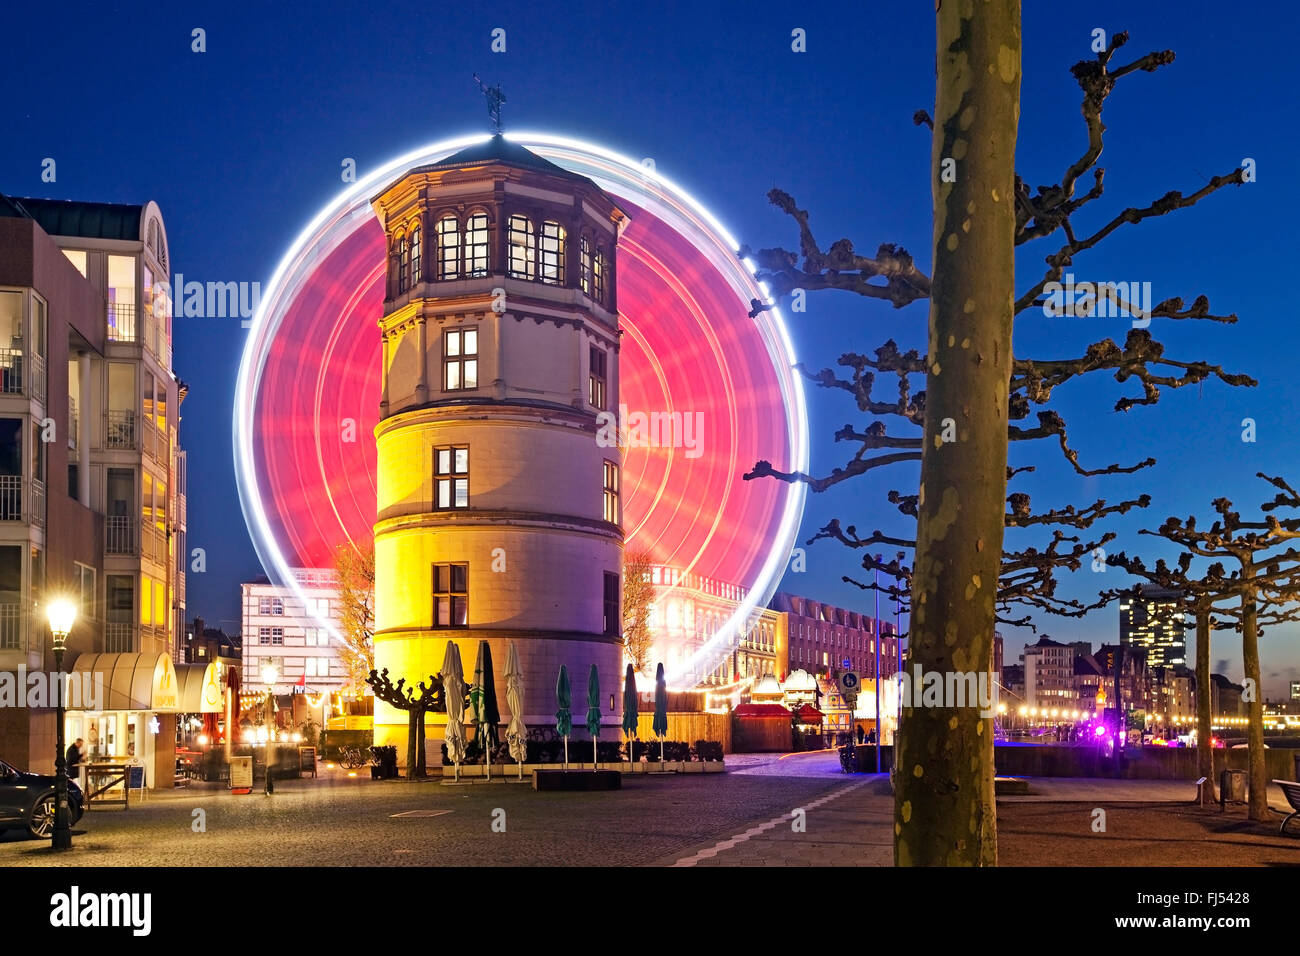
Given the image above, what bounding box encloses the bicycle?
[338,746,368,770]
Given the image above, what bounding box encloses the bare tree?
[622,550,655,673]
[744,22,1250,865]
[334,542,375,697]
[367,667,443,780]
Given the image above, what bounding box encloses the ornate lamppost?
[47,599,78,850]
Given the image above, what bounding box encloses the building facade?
[239,570,347,696]
[1119,584,1187,669]
[370,137,630,753]
[771,591,898,683]
[1022,636,1076,708]
[0,194,191,785]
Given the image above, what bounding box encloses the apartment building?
[771,591,897,683]
[240,569,349,696]
[0,194,191,784]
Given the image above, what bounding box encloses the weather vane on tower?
[472,74,506,135]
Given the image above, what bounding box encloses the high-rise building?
[1119,584,1186,668]
[1291,680,1300,701]
[0,194,193,784]
[370,137,630,757]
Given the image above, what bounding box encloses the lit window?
[507,215,536,279]
[435,446,469,509]
[436,216,460,279]
[540,221,565,285]
[443,328,479,391]
[589,347,607,410]
[579,237,593,294]
[409,225,422,287]
[466,214,489,276]
[272,628,283,646]
[396,234,410,294]
[259,627,270,645]
[603,460,619,524]
[432,563,468,628]
[593,246,608,303]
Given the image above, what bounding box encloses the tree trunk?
[1240,575,1267,821]
[406,710,419,781]
[1194,607,1215,804]
[415,709,427,778]
[896,0,1020,868]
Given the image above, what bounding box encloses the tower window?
[604,571,619,637]
[507,214,536,280]
[579,237,592,295]
[434,446,469,509]
[466,214,489,277]
[443,328,478,391]
[397,235,410,294]
[593,246,608,304]
[433,563,468,628]
[589,346,607,410]
[436,216,460,280]
[540,221,566,285]
[603,459,619,524]
[409,225,422,287]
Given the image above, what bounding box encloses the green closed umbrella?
[470,641,500,779]
[556,665,572,769]
[622,664,639,762]
[653,663,669,763]
[586,664,601,769]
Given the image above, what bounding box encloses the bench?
[1274,779,1300,836]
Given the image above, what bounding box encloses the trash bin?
[1220,768,1247,806]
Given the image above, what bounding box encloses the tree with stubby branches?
[743,16,1250,865]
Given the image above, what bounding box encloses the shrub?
[693,740,724,762]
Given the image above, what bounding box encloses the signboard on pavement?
[230,756,253,792]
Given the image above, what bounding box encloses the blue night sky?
[2,1,1296,694]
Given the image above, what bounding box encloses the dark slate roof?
[0,194,142,241]
[432,135,578,178]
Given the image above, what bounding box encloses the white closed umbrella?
[441,642,467,782]
[505,642,528,780]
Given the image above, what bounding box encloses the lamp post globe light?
[47,599,77,850]
[261,663,278,795]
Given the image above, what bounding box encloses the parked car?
[0,757,85,838]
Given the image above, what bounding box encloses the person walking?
[65,737,85,790]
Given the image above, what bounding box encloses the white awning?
[68,652,180,712]
[174,663,224,713]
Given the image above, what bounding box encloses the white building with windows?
[240,569,347,695]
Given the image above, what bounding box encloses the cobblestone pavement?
[3,755,1294,867]
[0,761,847,867]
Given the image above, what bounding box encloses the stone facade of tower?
[370,137,629,761]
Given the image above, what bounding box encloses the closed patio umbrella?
[586,664,602,770]
[470,641,500,780]
[441,642,466,782]
[622,664,638,762]
[653,663,669,763]
[556,665,572,769]
[505,642,527,780]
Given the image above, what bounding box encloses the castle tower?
[370,136,629,757]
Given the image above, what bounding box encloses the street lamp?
[261,663,278,795]
[47,598,77,850]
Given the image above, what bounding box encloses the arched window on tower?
[396,233,409,294]
[466,213,489,276]
[436,216,460,280]
[507,215,536,280]
[579,236,593,295]
[409,224,421,287]
[540,221,565,285]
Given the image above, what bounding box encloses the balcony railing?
[30,478,44,530]
[108,302,137,343]
[105,410,136,450]
[105,621,136,653]
[0,348,23,394]
[0,604,21,650]
[105,514,136,555]
[30,353,45,403]
[0,475,21,521]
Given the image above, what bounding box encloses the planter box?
[703,762,725,773]
[681,762,705,773]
